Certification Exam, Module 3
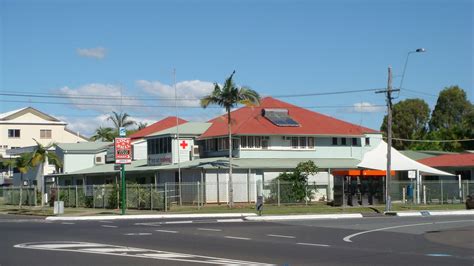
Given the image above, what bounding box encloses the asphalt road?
[0,214,473,265]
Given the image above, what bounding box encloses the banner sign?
[115,137,132,164]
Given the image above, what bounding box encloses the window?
[8,129,20,138]
[248,136,255,148]
[95,156,102,163]
[241,136,247,148]
[341,138,347,146]
[40,129,52,139]
[255,136,262,148]
[332,137,338,145]
[308,137,315,148]
[352,138,357,146]
[147,137,172,154]
[262,136,269,149]
[365,137,370,146]
[291,137,298,149]
[299,137,307,148]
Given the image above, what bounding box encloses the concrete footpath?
[45,209,474,221]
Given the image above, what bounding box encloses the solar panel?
[262,109,299,127]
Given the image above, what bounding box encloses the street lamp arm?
[398,48,426,90]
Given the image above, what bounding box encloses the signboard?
[408,170,416,179]
[115,137,132,164]
[119,127,126,137]
[148,153,172,166]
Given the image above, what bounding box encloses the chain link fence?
[390,180,474,204]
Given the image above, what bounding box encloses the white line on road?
[343,219,474,243]
[155,229,178,234]
[99,221,114,224]
[197,228,222,232]
[124,233,152,236]
[14,241,273,265]
[165,221,193,224]
[216,219,244,223]
[267,234,295,239]
[224,236,251,240]
[61,222,75,225]
[296,242,330,247]
[101,225,118,228]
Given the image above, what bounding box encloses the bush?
[270,161,318,203]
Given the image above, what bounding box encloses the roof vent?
[262,108,299,127]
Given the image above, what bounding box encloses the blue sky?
[0,0,472,136]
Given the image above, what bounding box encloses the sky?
[0,0,472,137]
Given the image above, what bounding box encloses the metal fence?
[390,180,474,204]
[1,180,471,210]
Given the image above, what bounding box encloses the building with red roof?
[130,116,187,140]
[418,153,474,180]
[129,116,187,160]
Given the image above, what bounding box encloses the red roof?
[418,153,474,167]
[130,116,187,139]
[199,97,378,138]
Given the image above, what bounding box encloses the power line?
[390,137,474,143]
[0,99,386,110]
[273,88,382,98]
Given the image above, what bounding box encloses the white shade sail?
[357,141,454,176]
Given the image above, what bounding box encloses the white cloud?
[57,114,110,137]
[351,102,385,113]
[57,83,143,113]
[136,79,214,107]
[76,47,106,59]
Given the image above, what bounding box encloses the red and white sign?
[179,140,190,150]
[115,137,132,164]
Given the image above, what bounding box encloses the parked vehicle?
[466,194,474,209]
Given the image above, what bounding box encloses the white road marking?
[101,225,118,228]
[296,242,330,247]
[29,243,108,249]
[197,228,222,232]
[343,219,474,242]
[135,222,161,227]
[216,219,244,223]
[165,221,193,224]
[99,221,114,224]
[267,234,295,239]
[61,222,75,225]
[124,233,152,236]
[14,241,273,265]
[224,236,251,240]
[155,229,178,234]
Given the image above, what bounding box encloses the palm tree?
[200,71,260,207]
[90,127,115,141]
[30,139,63,206]
[137,122,148,130]
[107,111,136,133]
[14,153,32,208]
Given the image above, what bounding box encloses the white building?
[0,107,88,185]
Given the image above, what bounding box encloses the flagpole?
[174,68,182,206]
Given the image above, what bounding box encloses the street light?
[398,48,426,91]
[378,48,426,212]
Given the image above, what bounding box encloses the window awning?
[357,141,454,176]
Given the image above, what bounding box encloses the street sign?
[115,137,132,164]
[119,127,126,137]
[408,170,416,179]
[114,164,122,170]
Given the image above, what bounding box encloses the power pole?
[376,66,398,212]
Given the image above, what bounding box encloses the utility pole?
[377,66,398,212]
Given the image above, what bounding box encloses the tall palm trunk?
[19,173,23,209]
[227,110,233,208]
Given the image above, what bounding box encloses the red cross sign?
[180,140,189,149]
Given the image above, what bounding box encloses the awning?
[357,141,454,176]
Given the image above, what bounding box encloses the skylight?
[262,108,299,127]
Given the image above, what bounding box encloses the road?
[0,213,473,265]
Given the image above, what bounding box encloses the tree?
[14,153,32,208]
[428,86,473,151]
[273,161,318,203]
[107,111,136,133]
[380,99,430,150]
[30,139,63,206]
[137,122,148,130]
[200,71,260,207]
[90,127,115,142]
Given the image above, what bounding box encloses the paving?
[0,213,473,265]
